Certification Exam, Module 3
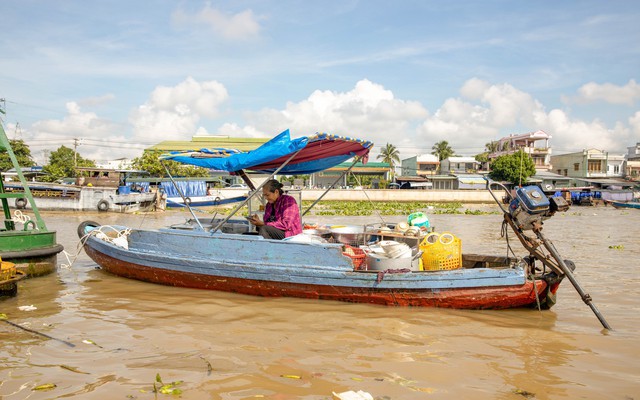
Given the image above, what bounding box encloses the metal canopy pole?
[210,148,304,234]
[160,160,205,231]
[301,156,362,217]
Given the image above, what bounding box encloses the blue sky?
[1,0,639,164]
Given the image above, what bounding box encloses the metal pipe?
[537,231,612,330]
[160,160,205,231]
[302,156,362,217]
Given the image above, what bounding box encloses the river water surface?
[1,206,639,399]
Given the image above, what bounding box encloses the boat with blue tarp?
[77,129,611,328]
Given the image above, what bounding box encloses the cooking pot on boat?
[302,228,332,239]
[330,225,368,245]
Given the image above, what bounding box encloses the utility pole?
[73,138,80,168]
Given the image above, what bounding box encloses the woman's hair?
[264,179,284,195]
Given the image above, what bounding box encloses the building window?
[574,163,579,171]
[614,165,620,174]
[587,160,601,173]
[563,169,568,176]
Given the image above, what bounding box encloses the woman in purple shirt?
[248,179,302,240]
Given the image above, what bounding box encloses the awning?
[457,177,486,184]
[576,178,636,187]
[161,129,373,175]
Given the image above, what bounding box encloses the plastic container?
[419,232,462,271]
[220,222,251,234]
[343,245,367,270]
[408,212,430,228]
[366,253,415,271]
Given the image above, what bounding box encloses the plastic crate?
[0,261,17,281]
[419,232,462,271]
[342,245,367,270]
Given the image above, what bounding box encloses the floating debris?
[332,390,373,400]
[280,374,302,380]
[33,383,57,391]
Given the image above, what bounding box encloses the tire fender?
[77,220,101,238]
[15,198,27,209]
[97,199,110,212]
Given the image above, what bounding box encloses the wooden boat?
[605,199,640,209]
[0,121,64,281]
[2,167,160,213]
[78,130,597,313]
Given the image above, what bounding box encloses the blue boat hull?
[79,222,560,309]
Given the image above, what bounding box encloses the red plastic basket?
[342,245,367,270]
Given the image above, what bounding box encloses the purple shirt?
[263,194,302,238]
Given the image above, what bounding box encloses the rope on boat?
[500,219,519,263]
[12,210,31,224]
[61,225,131,270]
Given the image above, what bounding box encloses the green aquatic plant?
[153,373,183,396]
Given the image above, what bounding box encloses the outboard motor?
[508,186,570,230]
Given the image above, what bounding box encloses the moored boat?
[2,167,160,213]
[0,122,64,280]
[605,199,640,209]
[78,130,611,327]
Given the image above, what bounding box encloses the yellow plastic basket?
[419,232,462,271]
[1,260,17,281]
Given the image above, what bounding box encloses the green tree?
[131,150,210,178]
[41,146,96,182]
[431,140,455,161]
[376,143,400,179]
[485,141,500,153]
[0,139,35,172]
[475,141,499,164]
[489,150,536,185]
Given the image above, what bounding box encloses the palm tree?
[431,140,455,161]
[485,141,500,154]
[376,143,400,181]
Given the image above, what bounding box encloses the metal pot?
[302,228,332,239]
[331,225,367,245]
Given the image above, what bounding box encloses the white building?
[489,130,553,172]
[400,154,439,177]
[550,149,625,178]
[440,157,480,174]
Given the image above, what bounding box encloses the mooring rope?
[61,226,131,270]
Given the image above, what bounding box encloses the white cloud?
[418,78,636,155]
[243,79,428,151]
[130,77,229,142]
[419,79,545,152]
[172,4,262,40]
[27,102,135,163]
[575,79,640,105]
[630,111,640,134]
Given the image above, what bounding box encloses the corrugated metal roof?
[148,137,269,152]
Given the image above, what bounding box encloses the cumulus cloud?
[575,79,640,105]
[130,77,229,142]
[240,79,428,153]
[172,4,262,40]
[419,79,546,153]
[418,78,635,155]
[27,102,134,163]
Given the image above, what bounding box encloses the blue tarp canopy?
[161,129,373,175]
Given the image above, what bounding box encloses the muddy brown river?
[1,206,639,399]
